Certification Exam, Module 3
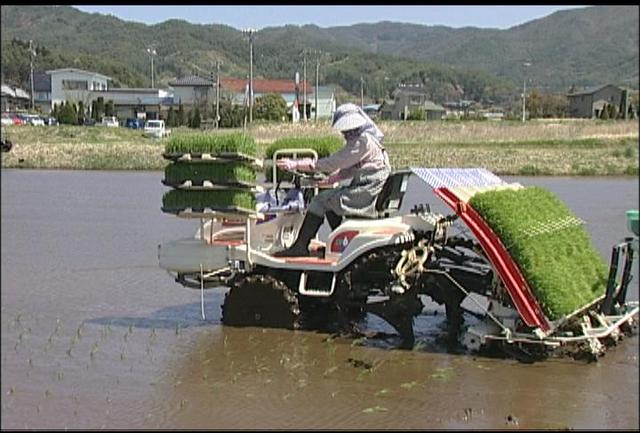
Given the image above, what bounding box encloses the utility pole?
[146,47,157,88]
[314,50,320,121]
[29,40,35,110]
[302,49,308,121]
[243,28,256,123]
[215,60,221,129]
[360,76,364,108]
[522,61,531,122]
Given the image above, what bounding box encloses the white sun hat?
[331,103,368,132]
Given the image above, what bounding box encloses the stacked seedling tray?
[161,133,261,218]
[469,186,609,321]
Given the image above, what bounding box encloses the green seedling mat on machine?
[162,151,263,167]
[165,133,257,155]
[163,161,257,189]
[469,186,608,321]
[163,133,261,166]
[161,179,260,191]
[161,189,257,215]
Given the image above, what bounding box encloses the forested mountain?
[1,5,637,103]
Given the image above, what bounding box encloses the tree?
[600,104,610,120]
[166,106,176,127]
[254,93,288,121]
[57,101,77,124]
[527,90,543,118]
[77,100,85,125]
[218,100,245,128]
[189,107,201,128]
[407,108,425,120]
[176,103,185,127]
[105,100,114,117]
[92,97,105,121]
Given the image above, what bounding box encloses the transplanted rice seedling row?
[264,136,343,182]
[164,133,257,157]
[468,186,608,321]
[163,161,257,187]
[162,189,257,214]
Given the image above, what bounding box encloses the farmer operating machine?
[158,141,638,361]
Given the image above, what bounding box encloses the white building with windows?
[33,68,173,119]
[47,68,112,110]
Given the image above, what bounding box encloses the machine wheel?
[222,274,301,330]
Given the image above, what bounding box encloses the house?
[312,85,336,119]
[219,77,313,115]
[379,84,444,120]
[31,68,112,114]
[567,84,629,118]
[168,75,215,107]
[1,84,30,111]
[210,77,335,120]
[363,104,381,119]
[91,88,174,120]
[423,101,446,120]
[33,68,175,119]
[443,100,475,118]
[47,68,111,112]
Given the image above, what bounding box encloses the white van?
[144,119,171,138]
[101,116,119,127]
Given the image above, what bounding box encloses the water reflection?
[1,169,637,429]
[88,291,225,330]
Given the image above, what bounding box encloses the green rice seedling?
[162,189,256,213]
[362,406,389,413]
[400,381,420,389]
[264,136,343,181]
[165,133,257,156]
[469,186,608,320]
[164,161,256,186]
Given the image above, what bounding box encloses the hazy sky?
[72,5,586,30]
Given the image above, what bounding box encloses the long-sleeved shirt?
[315,132,390,181]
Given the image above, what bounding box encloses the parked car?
[125,118,145,129]
[144,119,171,138]
[101,116,119,127]
[14,113,30,125]
[42,116,59,126]
[84,118,97,126]
[1,113,14,126]
[8,113,24,125]
[24,114,45,126]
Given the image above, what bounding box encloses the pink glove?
[276,157,316,172]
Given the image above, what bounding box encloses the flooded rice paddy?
[1,169,638,429]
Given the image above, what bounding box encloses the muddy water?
[1,169,638,429]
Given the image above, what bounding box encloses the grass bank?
[1,119,638,175]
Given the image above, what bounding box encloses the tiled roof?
[105,88,160,93]
[393,85,429,96]
[14,88,29,99]
[1,84,15,97]
[46,68,112,81]
[567,84,615,96]
[169,75,213,86]
[1,84,29,99]
[424,101,445,111]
